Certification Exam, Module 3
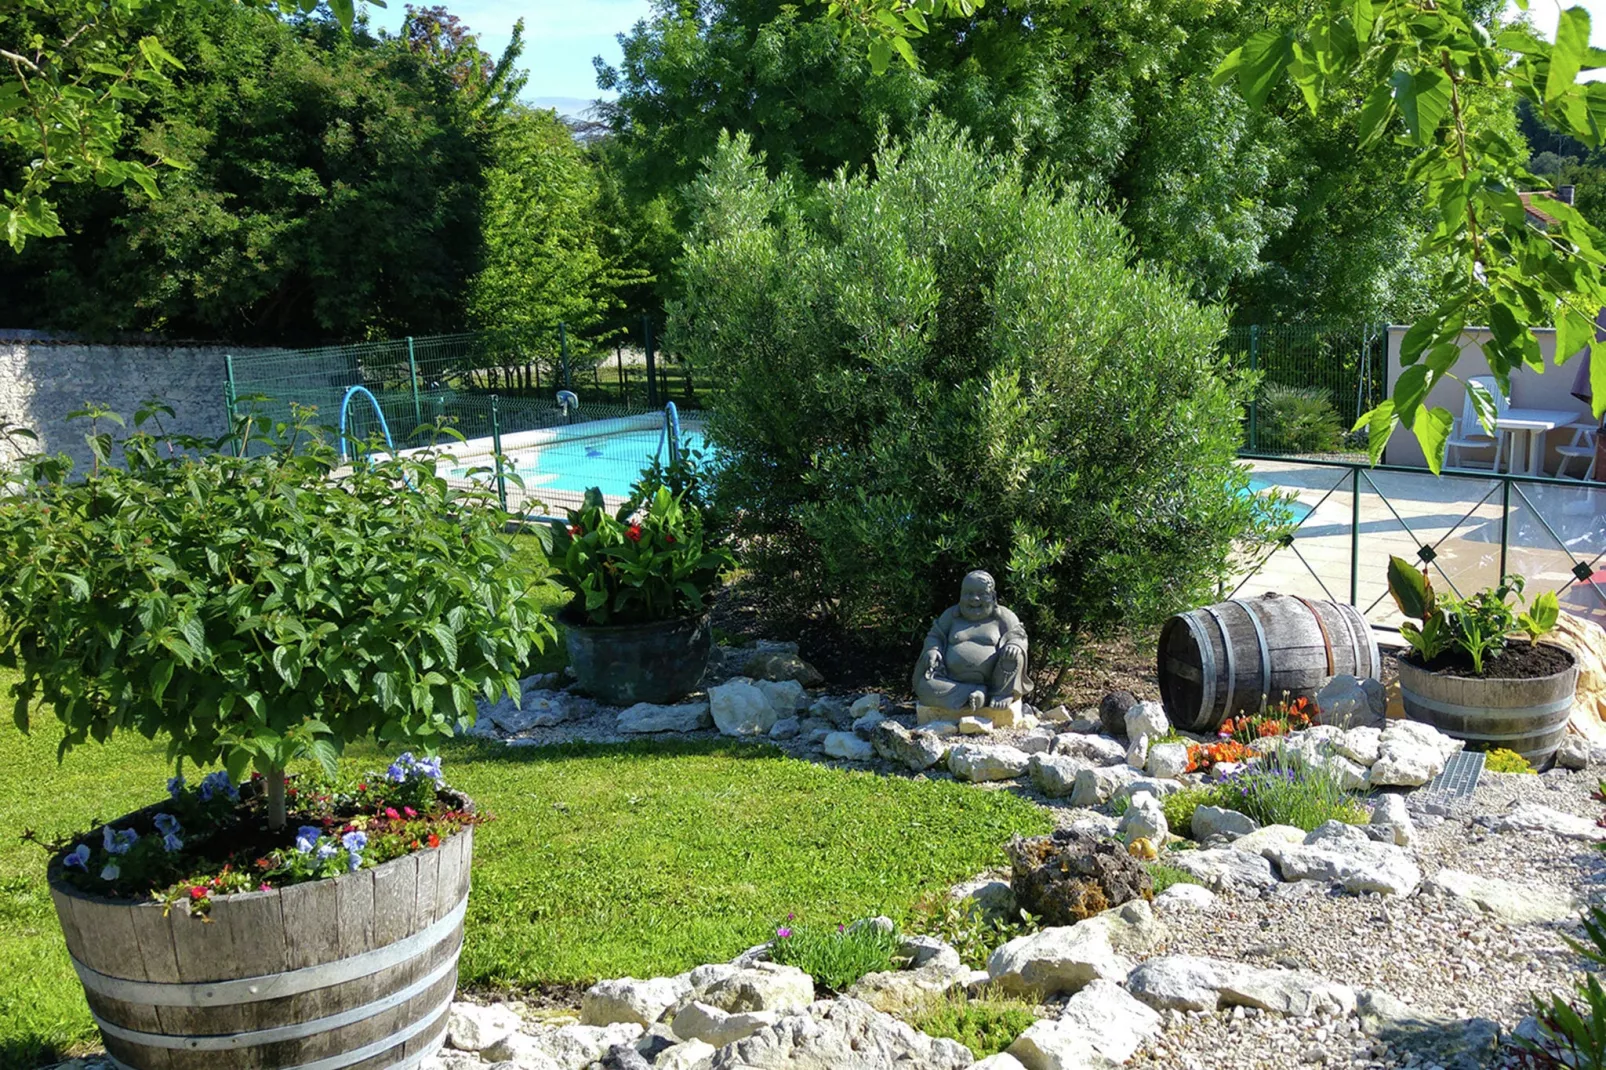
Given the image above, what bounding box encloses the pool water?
[1245,475,1314,524]
[454,429,708,498]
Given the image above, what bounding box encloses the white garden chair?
[1556,418,1599,480]
[1445,375,1512,472]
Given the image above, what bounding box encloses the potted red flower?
[548,485,732,704]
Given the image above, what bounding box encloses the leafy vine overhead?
[1,0,368,253]
[832,0,1606,472]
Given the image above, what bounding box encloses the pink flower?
[385,807,401,820]
[404,806,417,819]
[776,927,792,939]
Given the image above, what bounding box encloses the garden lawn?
[0,668,1048,1068]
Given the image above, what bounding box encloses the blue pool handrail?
[338,385,400,465]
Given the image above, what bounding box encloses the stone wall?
[0,340,266,472]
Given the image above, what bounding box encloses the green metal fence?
[1222,323,1388,456]
[224,316,703,517]
[1233,454,1606,632]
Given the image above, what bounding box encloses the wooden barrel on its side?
[1396,647,1578,764]
[49,824,472,1070]
[1158,593,1380,732]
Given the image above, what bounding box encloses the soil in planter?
[1401,639,1574,680]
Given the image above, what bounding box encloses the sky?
[365,0,653,115]
[358,0,1606,115]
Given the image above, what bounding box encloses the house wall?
[1383,324,1595,471]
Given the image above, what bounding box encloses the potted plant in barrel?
[0,403,553,1070]
[1387,555,1576,765]
[548,484,732,705]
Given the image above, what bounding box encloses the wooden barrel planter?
[1396,646,1579,765]
[1158,593,1380,732]
[47,822,472,1070]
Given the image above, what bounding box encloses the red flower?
[357,783,367,792]
[427,832,441,849]
[189,886,208,900]
[568,524,583,536]
[626,524,643,543]
[666,534,677,544]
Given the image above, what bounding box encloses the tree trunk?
[266,767,287,831]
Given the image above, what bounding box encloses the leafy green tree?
[673,125,1263,665]
[1,3,518,343]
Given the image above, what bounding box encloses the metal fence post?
[1499,476,1511,579]
[1350,466,1361,605]
[559,322,571,391]
[406,336,421,434]
[1247,324,1260,451]
[224,354,239,456]
[643,315,658,408]
[491,394,507,512]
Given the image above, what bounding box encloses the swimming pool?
[449,427,708,500]
[1245,475,1314,524]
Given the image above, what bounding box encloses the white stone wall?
[0,341,254,473]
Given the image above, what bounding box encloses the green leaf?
[1238,30,1295,109]
[1392,68,1451,145]
[1557,307,1595,364]
[1357,84,1394,146]
[308,737,340,778]
[1387,555,1435,619]
[1411,405,1455,475]
[1392,364,1432,421]
[1549,7,1591,103]
[327,0,356,29]
[1464,378,1499,435]
[1356,401,1398,465]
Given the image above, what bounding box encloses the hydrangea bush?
[0,401,553,835]
[53,754,480,909]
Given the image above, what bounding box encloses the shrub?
[1215,746,1368,831]
[670,123,1266,667]
[910,987,1039,1058]
[1484,747,1536,774]
[1145,862,1202,895]
[0,403,553,829]
[906,893,1036,971]
[769,918,900,992]
[1161,787,1218,834]
[1256,384,1344,454]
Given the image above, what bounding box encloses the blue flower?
[167,776,185,799]
[163,833,184,853]
[294,826,322,854]
[315,842,339,862]
[198,771,238,802]
[102,826,138,855]
[386,751,444,785]
[100,863,120,881]
[347,850,363,873]
[153,813,182,837]
[341,831,368,853]
[63,844,90,870]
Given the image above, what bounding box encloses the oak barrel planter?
[47,819,473,1070]
[1396,644,1579,765]
[1158,593,1380,732]
[563,609,712,706]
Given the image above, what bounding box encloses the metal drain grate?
[1424,749,1485,798]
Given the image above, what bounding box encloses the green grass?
[908,987,1039,1058]
[1145,861,1202,895]
[770,921,900,992]
[0,667,1049,1067]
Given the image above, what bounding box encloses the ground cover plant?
[673,122,1266,670]
[0,699,1050,1065]
[769,916,900,992]
[909,987,1040,1059]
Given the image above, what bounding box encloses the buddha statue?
[913,570,1030,725]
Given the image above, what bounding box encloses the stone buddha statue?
[913,570,1030,725]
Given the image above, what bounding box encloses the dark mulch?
[709,577,1163,708]
[1402,639,1575,680]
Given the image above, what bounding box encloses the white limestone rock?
[1368,720,1463,787]
[849,693,882,719]
[949,743,1031,782]
[1054,734,1128,766]
[706,997,971,1070]
[1019,728,1057,755]
[1229,824,1308,857]
[1369,793,1415,847]
[869,720,946,772]
[655,1039,717,1070]
[617,702,712,734]
[1116,790,1167,845]
[581,975,693,1027]
[1482,801,1606,841]
[1422,869,1584,924]
[446,1001,522,1052]
[1169,847,1279,891]
[1055,977,1164,1062]
[1269,836,1422,895]
[1124,701,1169,742]
[822,731,874,761]
[1146,742,1189,780]
[756,678,808,716]
[1007,1020,1119,1070]
[1029,753,1090,797]
[698,963,816,1015]
[1191,805,1258,842]
[1153,882,1217,911]
[709,678,779,737]
[1124,734,1149,770]
[1557,735,1591,770]
[1335,726,1382,766]
[959,715,995,736]
[496,1023,644,1069]
[986,901,1167,998]
[1068,766,1137,808]
[671,1000,780,1047]
[1127,955,1355,1018]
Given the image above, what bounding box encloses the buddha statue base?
[916,697,1023,729]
